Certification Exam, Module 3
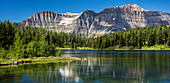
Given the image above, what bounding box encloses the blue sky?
[0,0,169,22]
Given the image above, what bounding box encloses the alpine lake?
[0,50,170,83]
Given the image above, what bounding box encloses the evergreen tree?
[167,32,170,46]
[13,32,25,59]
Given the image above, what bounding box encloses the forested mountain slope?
[0,20,170,59]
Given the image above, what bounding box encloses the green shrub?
[56,50,61,57]
[106,47,115,50]
[128,46,134,50]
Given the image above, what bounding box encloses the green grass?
[56,45,170,50]
[55,47,96,50]
[55,47,72,50]
[0,59,6,63]
[77,47,95,50]
[112,45,170,50]
[0,56,78,66]
[135,45,170,50]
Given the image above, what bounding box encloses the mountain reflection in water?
[0,50,170,83]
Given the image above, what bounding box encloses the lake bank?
[0,57,84,67]
[1,46,170,67]
[56,45,170,50]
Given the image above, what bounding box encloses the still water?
[0,50,170,83]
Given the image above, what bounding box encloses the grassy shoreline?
[56,45,170,50]
[0,56,82,67]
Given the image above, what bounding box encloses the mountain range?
[21,4,170,36]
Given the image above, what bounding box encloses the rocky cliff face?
[22,4,170,36]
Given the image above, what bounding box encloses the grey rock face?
[22,4,170,36]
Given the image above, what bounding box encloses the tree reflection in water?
[0,52,170,83]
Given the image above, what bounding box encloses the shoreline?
[1,47,170,67]
[56,45,170,50]
[0,57,84,67]
[57,49,170,50]
[56,48,170,51]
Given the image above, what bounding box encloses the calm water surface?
[0,50,170,83]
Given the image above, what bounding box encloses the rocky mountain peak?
[83,10,96,15]
[121,4,146,12]
[22,4,170,36]
[78,10,96,19]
